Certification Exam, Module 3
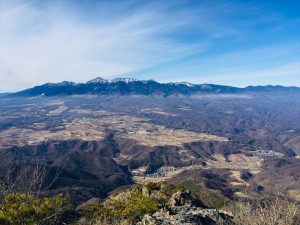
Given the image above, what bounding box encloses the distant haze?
[0,0,299,92]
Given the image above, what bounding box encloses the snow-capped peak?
[87,77,108,84]
[178,81,195,87]
[167,81,195,87]
[200,84,212,89]
[45,81,76,86]
[111,78,138,83]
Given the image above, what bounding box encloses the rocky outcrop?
[138,209,233,225]
[78,182,234,225]
[137,189,234,225]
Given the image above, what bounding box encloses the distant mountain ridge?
[7,77,300,97]
[0,93,11,97]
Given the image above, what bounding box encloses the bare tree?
[0,153,67,202]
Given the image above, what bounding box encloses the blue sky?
[0,0,299,92]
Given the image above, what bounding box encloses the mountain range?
[7,77,300,97]
[1,75,300,224]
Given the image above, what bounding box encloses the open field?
[140,108,179,116]
[209,153,261,173]
[0,93,299,205]
[0,109,228,149]
[0,119,106,148]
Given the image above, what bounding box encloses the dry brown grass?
[232,197,300,225]
[78,215,131,225]
[288,190,300,202]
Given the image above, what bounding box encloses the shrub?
[0,193,70,225]
[180,180,229,209]
[160,183,184,197]
[83,186,159,223]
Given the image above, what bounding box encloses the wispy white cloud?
[0,0,298,91]
[0,1,206,91]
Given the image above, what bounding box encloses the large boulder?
[138,208,233,225]
[138,190,234,225]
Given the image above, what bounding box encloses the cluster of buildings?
[145,167,177,178]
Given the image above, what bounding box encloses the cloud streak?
[0,1,203,91]
[0,0,299,91]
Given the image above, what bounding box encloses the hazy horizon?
[0,0,299,92]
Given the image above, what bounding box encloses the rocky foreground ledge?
[137,189,233,225]
[78,182,233,225]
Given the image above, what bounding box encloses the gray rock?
[130,187,233,225]
[137,206,234,225]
